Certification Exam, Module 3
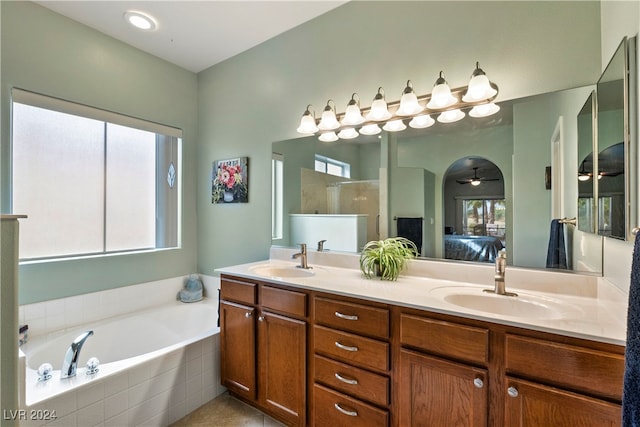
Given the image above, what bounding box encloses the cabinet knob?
[334,403,358,417]
[507,386,519,398]
[473,377,484,389]
[258,316,265,322]
[245,312,252,318]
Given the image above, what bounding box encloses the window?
[11,89,181,260]
[462,198,506,238]
[314,154,350,178]
[272,153,283,240]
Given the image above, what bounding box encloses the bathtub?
[19,298,223,426]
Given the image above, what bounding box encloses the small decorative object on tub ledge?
[359,237,418,281]
[178,274,204,303]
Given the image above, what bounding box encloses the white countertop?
[216,248,628,347]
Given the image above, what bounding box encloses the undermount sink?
[249,264,315,279]
[430,286,582,320]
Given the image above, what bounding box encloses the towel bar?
[558,217,576,225]
[633,227,640,235]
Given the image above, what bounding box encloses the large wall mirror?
[273,83,610,274]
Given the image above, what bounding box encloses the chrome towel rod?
[558,217,576,225]
[633,227,640,235]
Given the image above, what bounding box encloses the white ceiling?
[35,1,347,73]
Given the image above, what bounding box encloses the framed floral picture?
[212,157,248,203]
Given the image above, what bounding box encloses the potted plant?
[359,237,418,281]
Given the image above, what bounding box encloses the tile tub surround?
[224,248,628,346]
[20,335,224,427]
[17,275,225,426]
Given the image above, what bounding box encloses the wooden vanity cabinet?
[312,295,391,426]
[397,308,624,427]
[220,276,308,426]
[398,312,490,426]
[220,274,625,427]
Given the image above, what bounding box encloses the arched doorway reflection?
[442,157,506,263]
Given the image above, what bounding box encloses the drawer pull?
[334,403,358,417]
[258,315,265,322]
[335,311,359,321]
[245,312,252,318]
[507,386,519,398]
[334,372,359,385]
[473,377,484,389]
[335,341,359,352]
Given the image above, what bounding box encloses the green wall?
[196,1,601,275]
[0,1,605,302]
[1,2,199,303]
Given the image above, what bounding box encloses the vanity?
[217,248,626,427]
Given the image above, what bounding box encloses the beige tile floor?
[170,392,286,427]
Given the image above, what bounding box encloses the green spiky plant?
[359,237,418,281]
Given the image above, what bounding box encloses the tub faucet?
[292,243,311,269]
[484,250,517,296]
[61,330,94,379]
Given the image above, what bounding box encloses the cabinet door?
[504,377,621,427]
[399,349,488,427]
[220,301,256,401]
[259,311,306,426]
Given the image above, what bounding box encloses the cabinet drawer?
[400,313,489,365]
[505,334,624,401]
[313,384,389,427]
[261,285,307,318]
[314,355,390,407]
[220,277,256,305]
[314,325,389,371]
[315,297,389,339]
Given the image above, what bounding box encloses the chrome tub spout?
[61,330,94,379]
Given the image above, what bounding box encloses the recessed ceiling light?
[124,11,158,31]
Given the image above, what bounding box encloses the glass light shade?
[578,174,591,182]
[382,119,407,132]
[318,132,338,142]
[409,114,435,129]
[342,104,365,126]
[469,102,500,118]
[463,74,497,102]
[437,109,465,123]
[296,113,319,134]
[318,109,340,131]
[396,91,423,116]
[359,124,382,135]
[366,98,392,121]
[471,179,481,186]
[427,83,458,109]
[338,128,359,139]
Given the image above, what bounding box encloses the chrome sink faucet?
[61,330,94,379]
[317,239,327,252]
[484,250,517,296]
[292,243,311,269]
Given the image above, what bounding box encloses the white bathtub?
[19,298,223,426]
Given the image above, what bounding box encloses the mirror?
[273,85,599,271]
[596,37,629,240]
[577,91,596,233]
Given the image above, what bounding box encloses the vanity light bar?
[297,63,500,140]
